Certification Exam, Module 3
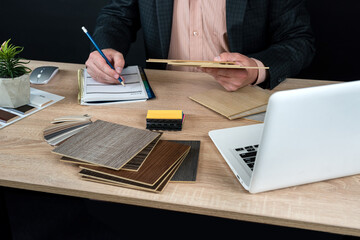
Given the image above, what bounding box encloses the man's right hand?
[85,48,125,84]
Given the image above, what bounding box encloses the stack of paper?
[51,120,200,193]
[189,85,271,120]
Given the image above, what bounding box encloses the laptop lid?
[210,80,360,193]
[250,80,360,193]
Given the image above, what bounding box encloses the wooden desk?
[1,61,359,236]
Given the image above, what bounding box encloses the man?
[85,0,315,90]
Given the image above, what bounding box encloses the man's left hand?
[201,52,259,91]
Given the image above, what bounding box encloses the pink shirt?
[168,0,266,85]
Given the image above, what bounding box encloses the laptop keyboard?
[233,145,259,171]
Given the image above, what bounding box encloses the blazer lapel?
[226,0,248,52]
[155,0,174,58]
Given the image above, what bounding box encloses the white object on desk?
[0,88,64,129]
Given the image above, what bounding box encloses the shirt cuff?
[251,58,267,85]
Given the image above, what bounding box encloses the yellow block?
[146,110,183,119]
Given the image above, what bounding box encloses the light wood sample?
[60,133,162,171]
[146,59,269,69]
[52,120,161,170]
[189,86,271,120]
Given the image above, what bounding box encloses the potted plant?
[0,39,31,108]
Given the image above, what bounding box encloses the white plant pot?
[0,74,30,108]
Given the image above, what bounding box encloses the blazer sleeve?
[248,0,315,89]
[91,0,141,56]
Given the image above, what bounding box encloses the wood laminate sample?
[52,120,161,170]
[169,140,200,182]
[80,140,190,186]
[0,109,19,123]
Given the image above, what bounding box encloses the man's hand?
[85,48,125,84]
[201,52,259,91]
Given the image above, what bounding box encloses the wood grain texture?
[189,86,270,120]
[45,125,90,146]
[43,121,92,140]
[60,133,162,171]
[79,140,190,186]
[43,120,92,136]
[80,153,186,193]
[13,104,36,115]
[1,60,357,236]
[0,109,20,123]
[52,120,161,170]
[60,156,97,166]
[169,140,200,182]
[120,133,162,171]
[146,59,269,69]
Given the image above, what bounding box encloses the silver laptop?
[209,80,360,193]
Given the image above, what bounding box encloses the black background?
[0,0,145,67]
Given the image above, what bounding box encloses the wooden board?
[79,140,190,186]
[43,120,92,137]
[76,140,199,183]
[80,153,186,193]
[189,86,270,120]
[60,133,162,171]
[52,120,161,170]
[12,104,36,115]
[169,140,200,182]
[0,109,20,123]
[43,121,93,146]
[146,59,269,69]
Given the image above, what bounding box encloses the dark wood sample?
[120,132,162,171]
[13,104,36,114]
[80,140,190,186]
[0,109,20,123]
[80,154,185,193]
[169,140,200,182]
[52,120,161,170]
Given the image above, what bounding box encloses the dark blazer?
[93,0,315,89]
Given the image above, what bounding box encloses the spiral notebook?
[78,66,155,105]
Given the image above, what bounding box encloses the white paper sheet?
[0,88,64,129]
[81,66,149,105]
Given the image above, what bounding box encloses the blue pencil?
[81,26,125,86]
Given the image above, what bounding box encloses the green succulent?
[0,39,31,78]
